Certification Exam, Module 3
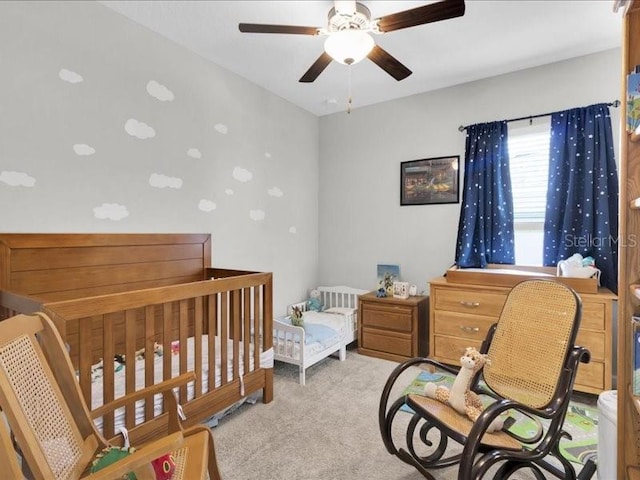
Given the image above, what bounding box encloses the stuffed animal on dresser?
[423,347,504,433]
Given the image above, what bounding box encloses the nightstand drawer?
[361,328,412,357]
[434,289,506,317]
[361,304,412,332]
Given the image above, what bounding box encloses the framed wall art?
[400,156,460,206]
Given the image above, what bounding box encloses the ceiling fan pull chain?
[347,65,352,114]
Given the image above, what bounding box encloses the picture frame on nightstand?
[393,281,410,299]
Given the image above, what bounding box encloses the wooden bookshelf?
[618,1,640,477]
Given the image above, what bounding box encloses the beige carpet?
[212,348,597,480]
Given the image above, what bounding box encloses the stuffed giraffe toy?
[423,347,504,433]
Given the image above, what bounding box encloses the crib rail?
[40,272,272,440]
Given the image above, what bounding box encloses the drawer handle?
[460,326,480,333]
[459,301,480,308]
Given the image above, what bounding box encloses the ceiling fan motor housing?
[327,2,372,33]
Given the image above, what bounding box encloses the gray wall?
[0,1,622,312]
[0,1,319,315]
[318,49,621,294]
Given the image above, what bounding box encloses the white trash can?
[597,390,617,479]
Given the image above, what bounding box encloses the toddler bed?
[0,233,273,444]
[273,285,367,385]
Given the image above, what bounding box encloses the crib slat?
[178,299,188,403]
[243,288,251,375]
[253,287,261,368]
[232,289,240,382]
[102,314,116,438]
[162,303,172,385]
[124,309,136,428]
[194,297,203,398]
[144,305,155,422]
[207,294,217,393]
[220,293,228,385]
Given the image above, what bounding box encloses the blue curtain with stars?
[543,103,618,293]
[455,121,515,268]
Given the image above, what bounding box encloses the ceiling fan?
[238,0,465,83]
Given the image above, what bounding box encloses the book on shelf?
[628,70,640,133]
[633,315,640,395]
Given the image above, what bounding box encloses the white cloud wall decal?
[73,144,95,156]
[214,123,228,135]
[289,226,297,234]
[125,119,156,139]
[146,80,174,102]
[267,187,283,197]
[93,203,129,220]
[59,68,83,84]
[0,171,35,187]
[198,199,217,212]
[232,167,252,183]
[187,148,202,159]
[249,209,265,221]
[149,173,182,189]
[225,189,234,195]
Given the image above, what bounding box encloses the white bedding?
[90,335,255,432]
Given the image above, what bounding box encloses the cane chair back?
[483,279,580,409]
[0,312,222,480]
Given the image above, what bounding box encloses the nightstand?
[358,291,429,362]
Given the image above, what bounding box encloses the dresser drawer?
[575,360,604,391]
[434,289,507,317]
[361,304,412,332]
[581,301,605,330]
[434,311,496,341]
[361,328,412,357]
[576,329,605,361]
[433,335,483,365]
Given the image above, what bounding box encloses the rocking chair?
[379,279,597,480]
[0,312,222,480]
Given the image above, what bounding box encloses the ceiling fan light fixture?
[324,29,374,65]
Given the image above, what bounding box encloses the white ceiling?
[101,0,622,116]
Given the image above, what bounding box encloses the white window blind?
[508,128,551,222]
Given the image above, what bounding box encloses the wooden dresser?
[358,292,429,362]
[429,276,616,394]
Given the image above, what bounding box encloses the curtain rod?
[457,100,620,132]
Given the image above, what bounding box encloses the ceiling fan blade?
[238,23,319,35]
[299,52,333,83]
[375,0,465,33]
[367,45,412,81]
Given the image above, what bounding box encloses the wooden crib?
[0,233,273,444]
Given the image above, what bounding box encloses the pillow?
[324,307,356,316]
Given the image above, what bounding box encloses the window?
[508,121,551,265]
